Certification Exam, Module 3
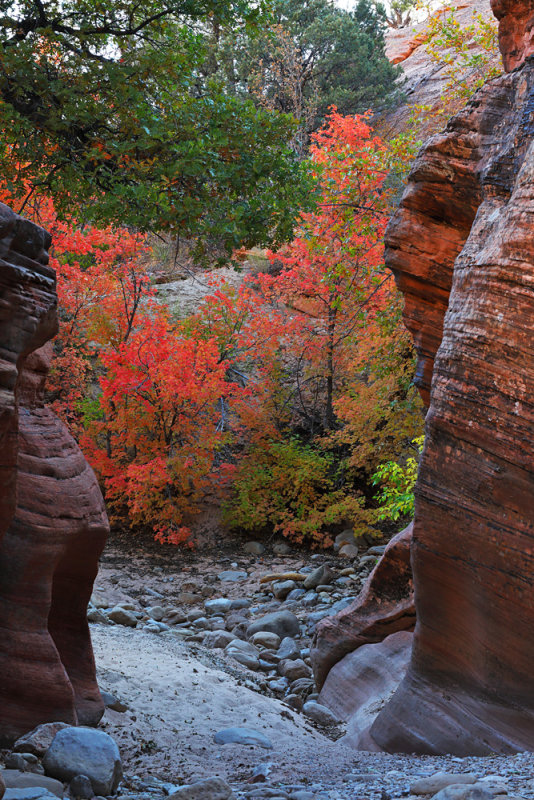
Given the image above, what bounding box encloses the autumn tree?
[221,111,424,544]
[87,314,239,545]
[258,110,391,432]
[248,23,319,158]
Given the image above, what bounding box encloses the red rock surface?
[491,0,534,69]
[0,203,57,542]
[369,56,534,755]
[384,72,516,404]
[311,524,415,690]
[318,631,413,749]
[0,203,109,745]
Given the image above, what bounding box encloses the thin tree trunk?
[325,302,337,430]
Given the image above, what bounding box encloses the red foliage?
[0,112,421,546]
[256,109,393,433]
[85,313,238,544]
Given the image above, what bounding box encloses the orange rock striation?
[0,203,109,745]
[371,12,534,754]
[314,0,534,755]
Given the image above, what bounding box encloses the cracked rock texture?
[0,202,109,745]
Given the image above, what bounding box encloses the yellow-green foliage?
[223,438,367,547]
[386,4,502,180]
[372,435,424,522]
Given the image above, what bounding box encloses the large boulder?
[42,727,122,796]
[168,777,235,800]
[369,11,534,753]
[1,771,64,798]
[2,789,59,800]
[0,203,109,744]
[246,610,300,640]
[13,723,70,757]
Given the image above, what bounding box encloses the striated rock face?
[0,204,57,540]
[318,631,413,749]
[385,72,518,404]
[311,524,415,690]
[0,203,109,745]
[369,55,534,754]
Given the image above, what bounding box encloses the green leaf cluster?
[0,0,311,249]
[371,435,424,522]
[223,437,366,546]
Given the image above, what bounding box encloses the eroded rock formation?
[318,630,413,749]
[0,203,109,745]
[0,205,57,539]
[370,20,534,754]
[314,0,534,755]
[491,0,534,69]
[311,524,415,690]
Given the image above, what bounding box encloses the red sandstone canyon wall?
[370,31,534,756]
[313,0,534,754]
[0,202,109,745]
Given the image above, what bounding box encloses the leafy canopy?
[0,107,424,547]
[203,0,400,136]
[0,0,311,250]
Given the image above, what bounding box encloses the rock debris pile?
[87,537,387,716]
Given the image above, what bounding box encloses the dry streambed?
[3,537,534,800]
[88,539,534,799]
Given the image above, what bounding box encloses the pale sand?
[92,625,356,787]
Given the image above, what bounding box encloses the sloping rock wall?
[0,202,109,745]
[383,0,498,137]
[318,630,413,749]
[369,33,534,754]
[311,524,415,690]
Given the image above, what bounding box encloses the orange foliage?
[0,112,422,546]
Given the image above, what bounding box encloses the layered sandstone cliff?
[313,1,534,755]
[0,203,109,744]
[371,57,534,753]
